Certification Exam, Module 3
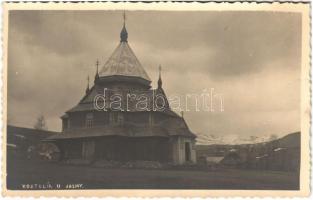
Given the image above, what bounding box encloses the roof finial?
[158,65,162,89]
[86,75,90,94]
[94,59,100,82]
[181,111,184,118]
[120,10,128,42]
[123,10,126,26]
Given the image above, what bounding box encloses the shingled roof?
[99,24,151,82]
[66,86,174,114]
[46,117,196,140]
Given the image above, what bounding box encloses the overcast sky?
[7,10,301,139]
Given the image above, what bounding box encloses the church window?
[86,113,94,128]
[111,112,118,124]
[149,112,154,126]
[110,112,123,125]
[118,113,124,124]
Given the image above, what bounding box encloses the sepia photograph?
[2,2,310,197]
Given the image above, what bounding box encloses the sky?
[7,10,301,139]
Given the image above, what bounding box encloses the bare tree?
[34,115,48,130]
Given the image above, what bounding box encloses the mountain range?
[196,132,279,145]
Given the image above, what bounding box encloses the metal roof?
[99,42,151,81]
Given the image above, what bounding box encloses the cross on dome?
[120,11,128,42]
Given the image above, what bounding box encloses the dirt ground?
[6,159,299,190]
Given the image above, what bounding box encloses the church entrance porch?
[170,136,197,165]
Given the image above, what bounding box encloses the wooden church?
[47,15,197,165]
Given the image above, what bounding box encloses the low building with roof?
[46,15,197,165]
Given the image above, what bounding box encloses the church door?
[82,140,95,160]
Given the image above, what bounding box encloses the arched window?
[117,113,124,124]
[86,113,93,128]
[149,112,154,126]
[110,112,123,125]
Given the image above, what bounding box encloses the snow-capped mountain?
[196,133,278,145]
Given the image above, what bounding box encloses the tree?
[34,115,47,130]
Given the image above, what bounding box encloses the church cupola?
[94,60,100,83]
[120,12,128,42]
[97,11,151,88]
[158,65,162,89]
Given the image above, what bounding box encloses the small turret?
[85,75,90,94]
[158,65,162,89]
[94,59,100,83]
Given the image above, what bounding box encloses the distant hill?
[196,132,300,172]
[7,125,59,159]
[270,132,300,148]
[196,133,280,145]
